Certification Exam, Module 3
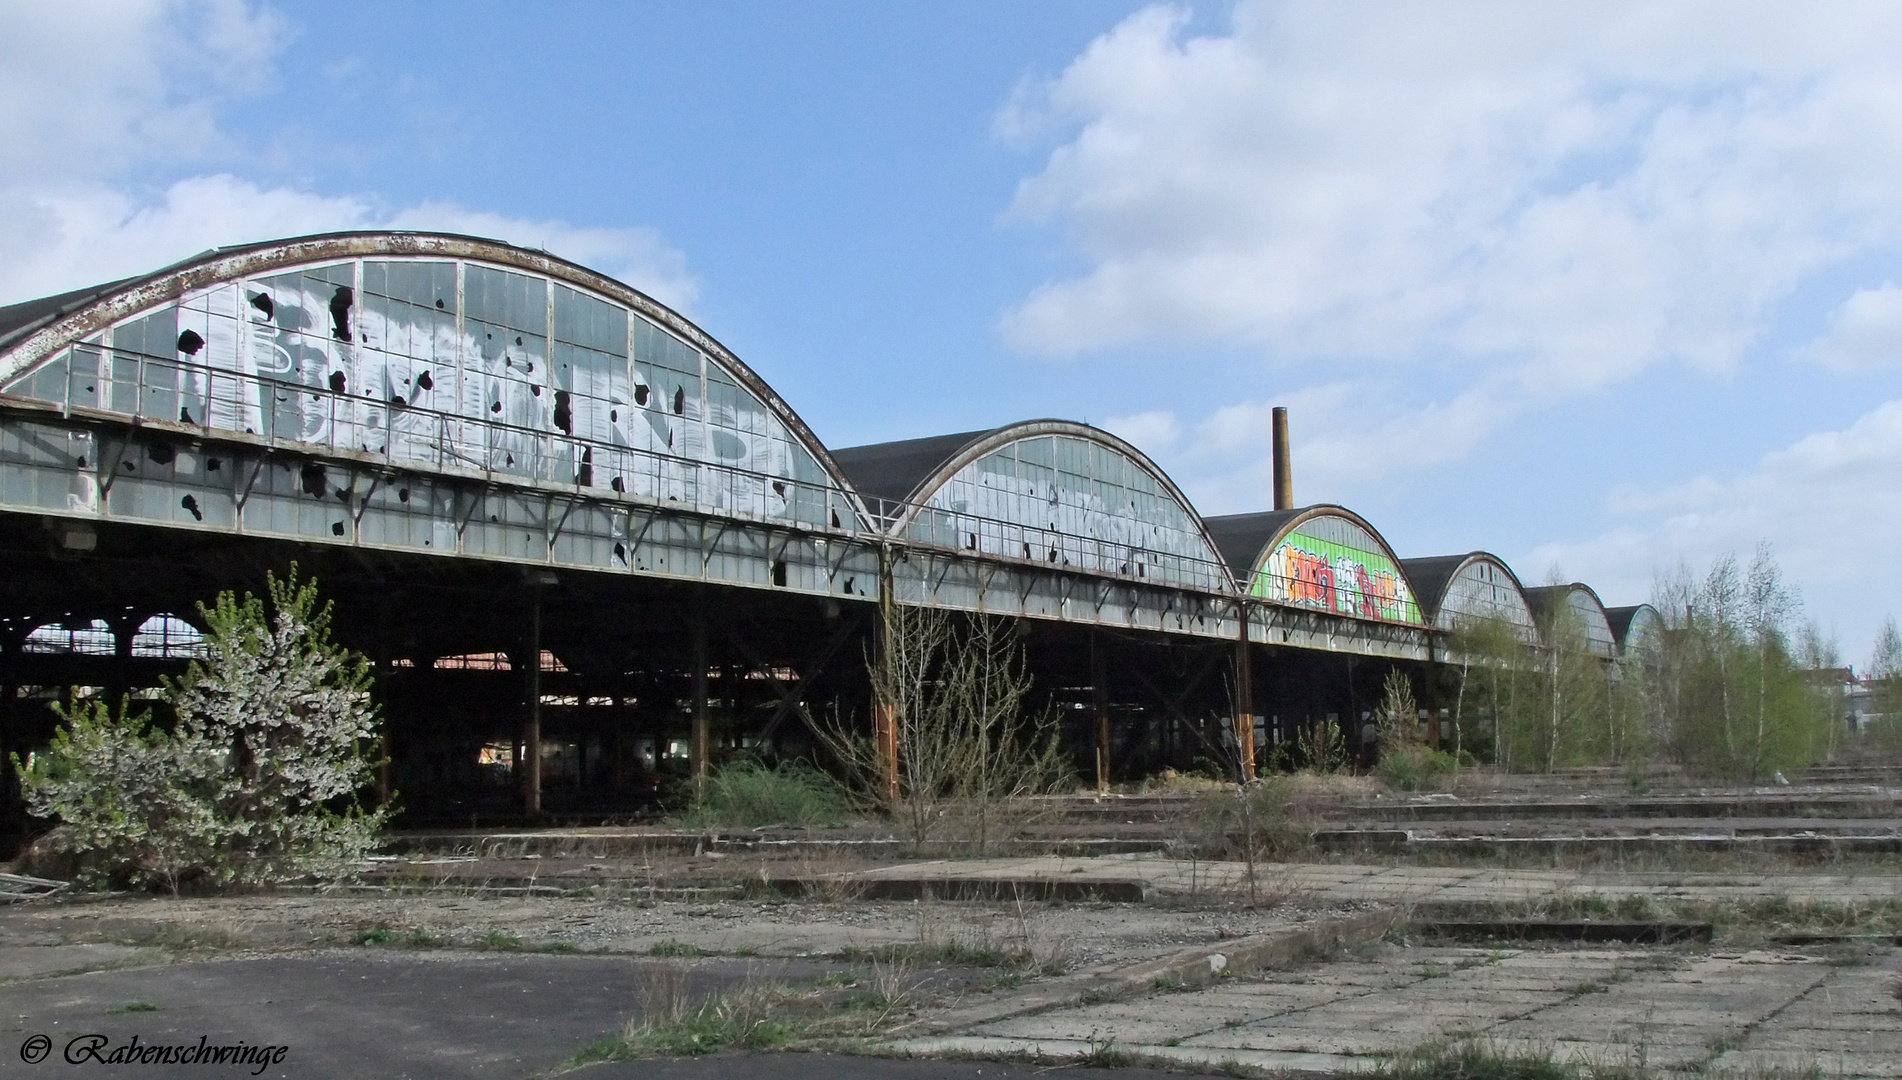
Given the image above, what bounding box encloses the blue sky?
[5,1,1902,665]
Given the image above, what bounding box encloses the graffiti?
[1253,524,1421,624]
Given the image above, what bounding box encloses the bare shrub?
[1174,777,1313,904]
[820,605,1070,853]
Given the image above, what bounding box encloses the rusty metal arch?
[0,230,874,529]
[874,419,1238,594]
[1402,551,1539,641]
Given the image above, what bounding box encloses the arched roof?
[831,420,1233,593]
[0,231,868,531]
[1203,506,1423,625]
[1605,604,1664,656]
[1525,583,1617,658]
[1400,552,1537,638]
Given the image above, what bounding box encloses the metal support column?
[522,590,543,822]
[690,604,709,792]
[873,545,899,803]
[1236,621,1257,782]
[1091,632,1110,794]
[372,630,393,809]
[106,613,140,713]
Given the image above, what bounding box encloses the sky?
[4,0,1902,666]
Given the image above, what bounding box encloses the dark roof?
[0,278,139,350]
[1398,555,1472,620]
[1200,510,1303,578]
[828,429,996,511]
[1526,583,1610,622]
[1603,604,1657,647]
[1523,585,1567,618]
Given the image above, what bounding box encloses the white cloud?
[1801,283,1902,372]
[0,177,701,314]
[1100,409,1181,455]
[1001,1,1902,385]
[0,0,288,186]
[0,1,698,313]
[388,203,698,311]
[998,0,1902,613]
[1144,381,1505,515]
[1526,399,1902,640]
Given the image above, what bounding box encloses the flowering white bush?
[20,568,388,891]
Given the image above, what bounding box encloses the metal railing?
[55,345,855,536]
[34,344,1438,626]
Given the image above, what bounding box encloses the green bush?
[672,760,848,829]
[18,568,387,892]
[1376,745,1459,792]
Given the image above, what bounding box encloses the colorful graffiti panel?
[1251,518,1422,624]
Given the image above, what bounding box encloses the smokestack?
[1272,406,1293,511]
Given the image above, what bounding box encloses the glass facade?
[2,256,851,533]
[1250,514,1423,624]
[1435,556,1536,637]
[900,432,1227,592]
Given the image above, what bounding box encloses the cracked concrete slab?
[893,940,1902,1077]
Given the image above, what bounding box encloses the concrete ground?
[1,855,1897,1078]
[580,1057,1190,1080]
[898,939,1902,1078]
[0,951,827,1079]
[847,852,1902,905]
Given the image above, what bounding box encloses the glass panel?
[1251,514,1422,624]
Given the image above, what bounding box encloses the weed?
[1162,1037,1183,1047]
[616,982,796,1057]
[733,946,759,957]
[536,941,579,954]
[1418,964,1449,979]
[980,972,1025,993]
[108,1002,159,1014]
[1615,895,1658,921]
[124,923,250,953]
[1820,944,1881,967]
[481,931,522,951]
[919,940,1018,968]
[1081,1033,1135,1069]
[640,963,694,1028]
[1568,982,1609,996]
[865,952,916,1024]
[407,928,442,948]
[356,927,395,946]
[1214,1059,1254,1079]
[649,939,705,958]
[667,760,850,830]
[1377,745,1461,793]
[1154,975,1185,991]
[1377,1036,1575,1080]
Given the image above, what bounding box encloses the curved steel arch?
[1401,551,1539,641]
[0,231,872,529]
[1525,582,1618,659]
[1606,603,1664,657]
[873,419,1236,595]
[1207,505,1424,625]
